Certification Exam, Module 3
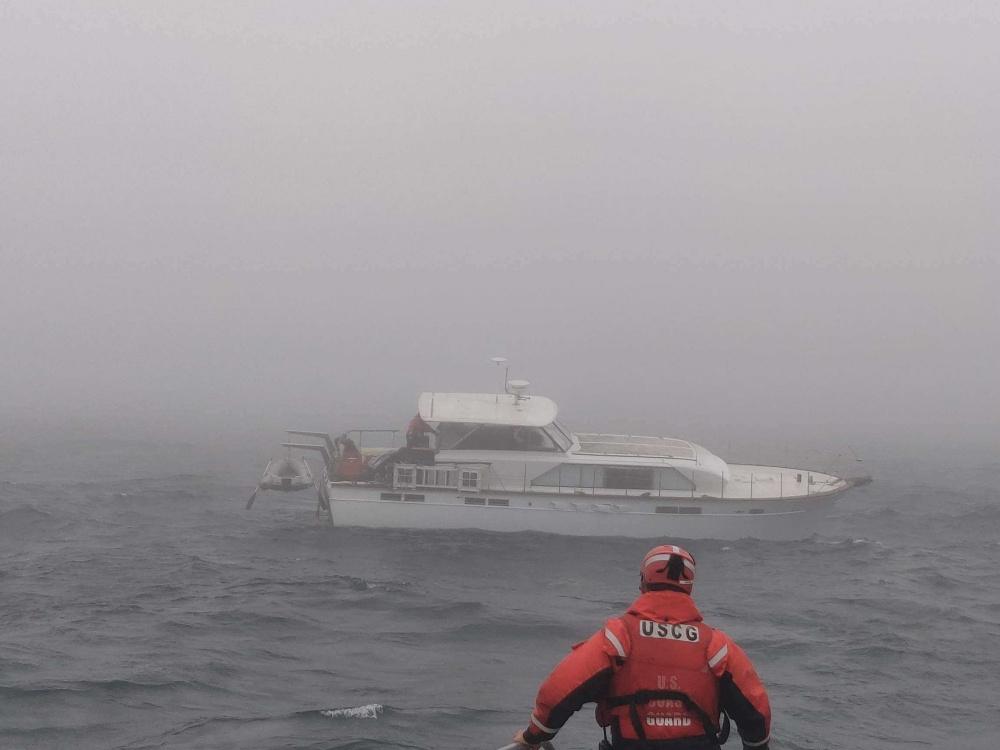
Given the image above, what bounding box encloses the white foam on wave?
[321,704,383,720]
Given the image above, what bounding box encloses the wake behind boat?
[261,382,869,540]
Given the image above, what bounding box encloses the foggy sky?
[1,2,997,450]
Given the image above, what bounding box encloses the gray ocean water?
[2,437,998,750]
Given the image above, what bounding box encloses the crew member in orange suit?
[405,413,435,449]
[514,545,771,750]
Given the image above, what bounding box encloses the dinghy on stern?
[246,455,316,509]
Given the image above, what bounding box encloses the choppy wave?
[0,505,60,535]
[321,704,384,720]
[2,448,998,750]
[0,678,227,700]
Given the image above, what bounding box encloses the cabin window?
[403,493,425,502]
[559,465,582,487]
[464,497,486,505]
[603,467,655,490]
[460,470,481,490]
[412,467,456,488]
[657,466,695,491]
[531,464,694,492]
[531,464,597,488]
[487,498,509,507]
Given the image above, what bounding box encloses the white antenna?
[490,356,509,396]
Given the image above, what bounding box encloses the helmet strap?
[666,555,685,581]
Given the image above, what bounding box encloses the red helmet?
[640,544,696,594]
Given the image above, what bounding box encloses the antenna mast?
[490,356,510,398]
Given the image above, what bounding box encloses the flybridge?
[418,392,558,427]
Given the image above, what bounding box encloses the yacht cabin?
[410,392,732,499]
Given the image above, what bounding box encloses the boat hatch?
[575,434,698,460]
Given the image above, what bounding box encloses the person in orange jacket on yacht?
[514,545,771,750]
[405,412,436,448]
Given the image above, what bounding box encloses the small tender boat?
[246,456,316,509]
[279,384,869,540]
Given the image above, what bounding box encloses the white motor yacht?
[276,384,868,540]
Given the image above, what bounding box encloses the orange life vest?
[600,613,722,745]
[334,436,365,481]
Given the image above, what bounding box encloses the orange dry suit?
[521,591,771,750]
[406,413,434,448]
[333,435,365,481]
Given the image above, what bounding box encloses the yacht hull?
[320,486,843,541]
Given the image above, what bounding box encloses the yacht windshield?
[436,422,478,450]
[439,422,560,452]
[548,421,574,451]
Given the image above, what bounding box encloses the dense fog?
[2,2,997,455]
